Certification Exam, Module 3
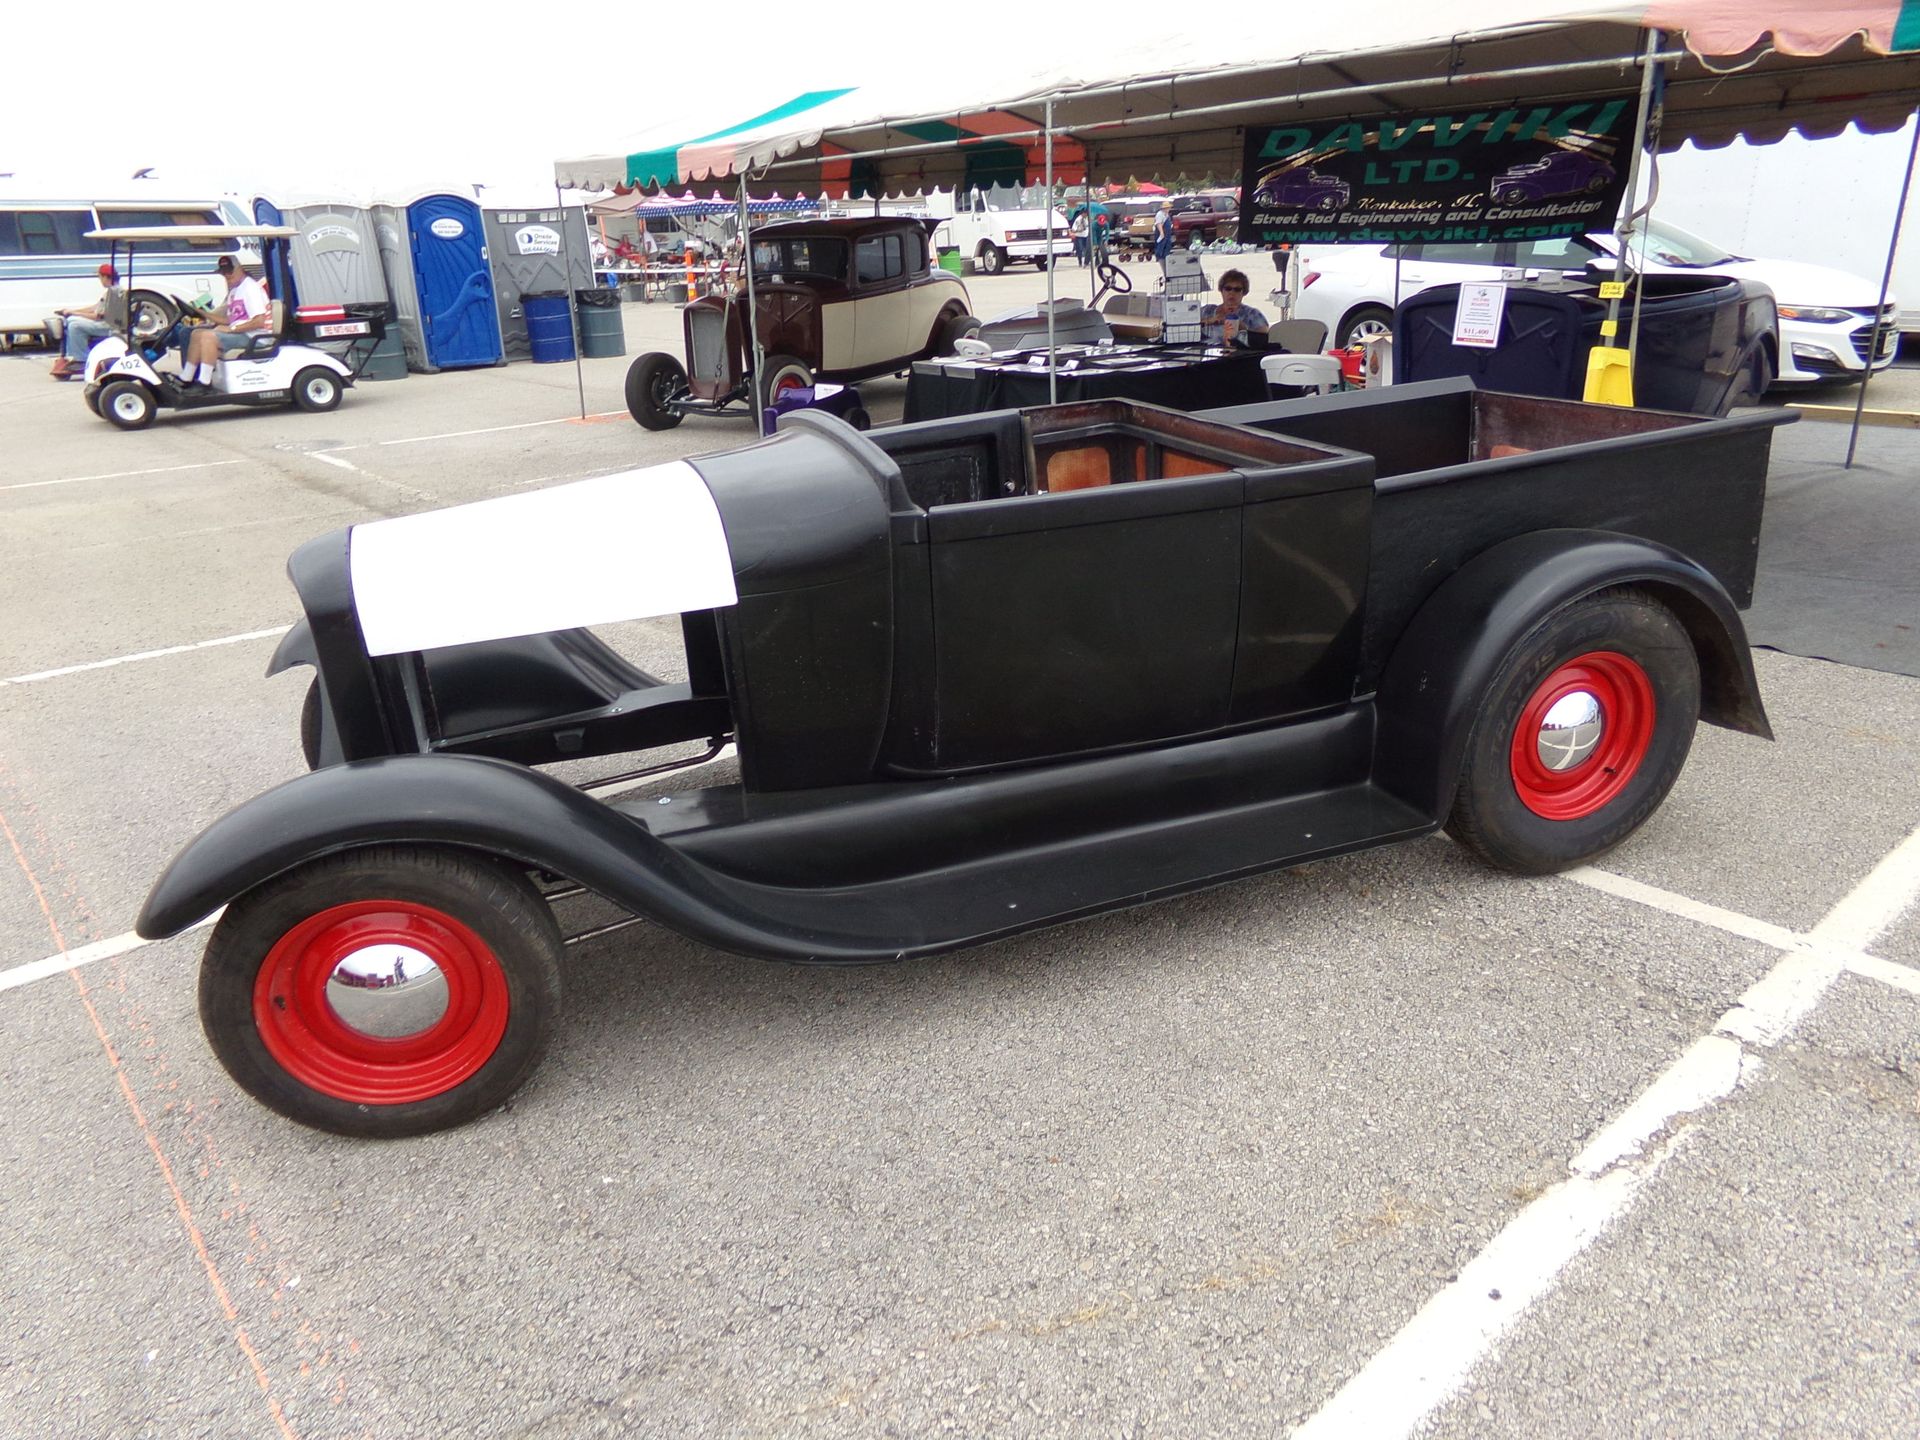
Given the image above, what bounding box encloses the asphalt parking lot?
[2,268,1917,1439]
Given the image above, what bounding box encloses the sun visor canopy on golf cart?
[348,461,739,656]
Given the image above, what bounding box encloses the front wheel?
[979,244,1007,275]
[100,380,156,430]
[198,845,565,1137]
[292,367,343,413]
[625,352,687,430]
[1447,589,1701,875]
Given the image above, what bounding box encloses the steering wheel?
[1096,261,1133,294]
[174,294,213,321]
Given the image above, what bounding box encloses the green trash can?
[574,289,625,359]
[938,250,965,276]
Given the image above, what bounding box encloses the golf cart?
[80,224,381,430]
[625,216,979,431]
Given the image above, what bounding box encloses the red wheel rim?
[253,900,509,1105]
[773,372,806,395]
[1509,650,1656,821]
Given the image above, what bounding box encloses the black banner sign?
[1240,98,1636,247]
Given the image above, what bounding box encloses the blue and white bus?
[0,194,248,345]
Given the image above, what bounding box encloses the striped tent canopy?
[554,2,1920,197]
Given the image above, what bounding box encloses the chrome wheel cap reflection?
[1536,690,1604,772]
[325,944,450,1039]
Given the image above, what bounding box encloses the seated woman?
[1199,269,1270,348]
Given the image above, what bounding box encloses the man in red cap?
[51,264,128,379]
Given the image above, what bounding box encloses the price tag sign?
[1452,282,1507,348]
[1599,281,1628,299]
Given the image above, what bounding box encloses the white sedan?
[1293,219,1897,386]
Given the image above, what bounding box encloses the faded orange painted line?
[0,805,299,1440]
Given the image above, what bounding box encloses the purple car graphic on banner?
[1491,150,1617,204]
[1253,167,1352,213]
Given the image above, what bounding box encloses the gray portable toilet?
[481,202,594,361]
[252,191,389,309]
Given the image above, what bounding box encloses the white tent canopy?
[555,2,1920,196]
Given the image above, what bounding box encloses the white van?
[0,195,244,346]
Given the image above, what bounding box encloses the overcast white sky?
[5,1,1238,199]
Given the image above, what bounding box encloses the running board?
[634,781,1433,961]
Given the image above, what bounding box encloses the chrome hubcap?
[325,943,449,1039]
[1537,690,1604,772]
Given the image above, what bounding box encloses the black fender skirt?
[1371,528,1772,821]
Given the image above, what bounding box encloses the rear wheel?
[625,352,687,430]
[292,367,343,413]
[1337,304,1394,349]
[1447,590,1700,875]
[198,845,564,1138]
[100,380,156,430]
[755,352,813,412]
[936,310,981,355]
[129,291,176,344]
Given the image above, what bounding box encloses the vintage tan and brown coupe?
[625,216,980,430]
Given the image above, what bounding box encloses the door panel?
[926,475,1243,769]
[409,196,502,370]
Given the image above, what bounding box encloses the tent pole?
[740,175,767,436]
[559,184,587,421]
[1601,28,1663,403]
[1846,107,1920,468]
[1046,98,1057,405]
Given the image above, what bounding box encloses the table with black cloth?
[904,343,1272,421]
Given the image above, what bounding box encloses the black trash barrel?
[574,288,625,359]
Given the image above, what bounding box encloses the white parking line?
[1292,824,1920,1440]
[306,452,361,473]
[315,411,626,454]
[1,627,287,685]
[0,916,218,993]
[0,459,243,493]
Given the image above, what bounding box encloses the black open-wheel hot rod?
[139,378,1792,1136]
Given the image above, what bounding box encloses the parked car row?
[1291,217,1897,386]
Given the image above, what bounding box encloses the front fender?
[136,754,881,964]
[1372,529,1771,821]
[265,618,314,676]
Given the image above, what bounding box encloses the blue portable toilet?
[370,190,503,371]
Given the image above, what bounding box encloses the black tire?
[844,405,871,432]
[935,310,981,355]
[1337,304,1394,349]
[129,291,176,344]
[100,380,156,430]
[83,385,103,416]
[198,845,565,1138]
[291,366,343,413]
[979,244,1007,275]
[1317,194,1343,213]
[1447,589,1701,876]
[625,352,687,430]
[755,352,813,413]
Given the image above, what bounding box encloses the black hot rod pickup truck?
[139,377,1792,1135]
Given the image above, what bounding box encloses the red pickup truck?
[1170,190,1239,244]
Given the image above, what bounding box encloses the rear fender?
[1372,529,1771,821]
[135,754,822,962]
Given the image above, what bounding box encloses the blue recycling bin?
[522,291,575,364]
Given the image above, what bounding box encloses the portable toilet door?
[252,197,299,305]
[256,195,390,311]
[407,195,502,369]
